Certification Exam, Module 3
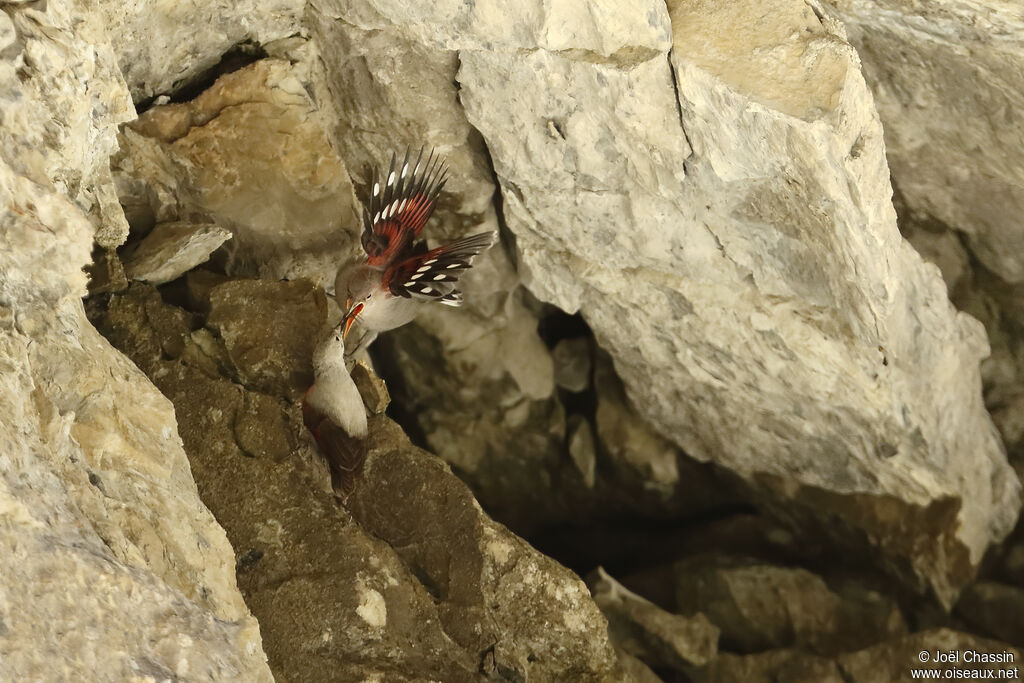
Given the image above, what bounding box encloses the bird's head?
[335,263,380,340]
[312,322,348,373]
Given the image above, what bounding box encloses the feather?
[382,231,497,301]
[360,147,448,267]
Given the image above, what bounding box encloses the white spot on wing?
[401,163,409,178]
[372,182,380,197]
[387,171,395,186]
[433,274,445,281]
[416,265,430,273]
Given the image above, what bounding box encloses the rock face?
[673,557,906,654]
[455,0,1020,603]
[0,1,271,679]
[96,279,621,682]
[8,0,1024,679]
[589,567,719,672]
[818,0,1024,286]
[117,57,362,284]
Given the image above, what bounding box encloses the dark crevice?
[528,505,757,587]
[134,40,268,114]
[666,49,695,166]
[368,332,431,451]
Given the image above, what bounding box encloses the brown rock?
[99,279,622,682]
[674,557,905,655]
[956,581,1024,647]
[837,629,1021,683]
[589,567,719,671]
[205,278,325,396]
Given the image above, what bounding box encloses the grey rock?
[98,280,623,682]
[568,414,598,489]
[553,337,593,392]
[86,0,304,101]
[590,567,719,671]
[205,278,326,397]
[457,0,1020,604]
[674,557,905,655]
[693,650,845,683]
[955,581,1024,648]
[124,220,232,284]
[0,1,271,678]
[836,629,1021,682]
[818,0,1024,285]
[117,58,363,285]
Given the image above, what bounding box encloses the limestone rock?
[568,415,598,489]
[204,278,327,397]
[123,220,232,284]
[85,0,304,101]
[589,567,719,671]
[955,581,1024,647]
[693,650,845,683]
[97,279,622,682]
[818,0,1024,285]
[457,0,1020,604]
[836,629,1021,682]
[553,337,593,392]
[118,58,362,284]
[674,557,906,655]
[817,0,1024,479]
[0,1,271,678]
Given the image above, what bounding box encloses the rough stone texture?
[116,57,362,284]
[589,567,719,672]
[84,0,304,101]
[674,557,906,655]
[693,650,845,683]
[816,0,1024,472]
[955,581,1024,647]
[693,629,1022,683]
[818,0,1024,285]
[836,629,1022,682]
[553,336,593,393]
[457,0,1021,604]
[123,220,232,284]
[96,279,622,682]
[0,1,271,679]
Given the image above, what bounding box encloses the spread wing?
[361,148,448,267]
[382,231,497,305]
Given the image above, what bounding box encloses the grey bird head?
[335,262,381,339]
[312,322,348,373]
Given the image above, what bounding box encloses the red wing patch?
[383,231,497,305]
[361,148,448,267]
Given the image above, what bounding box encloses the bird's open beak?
[342,302,364,340]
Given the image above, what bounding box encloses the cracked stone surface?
[9,0,1024,678]
[116,57,362,284]
[455,0,1020,604]
[0,1,272,678]
[94,280,621,682]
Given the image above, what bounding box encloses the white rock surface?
[118,58,363,284]
[0,1,271,679]
[818,0,1024,284]
[124,220,232,284]
[456,0,1020,604]
[85,0,303,101]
